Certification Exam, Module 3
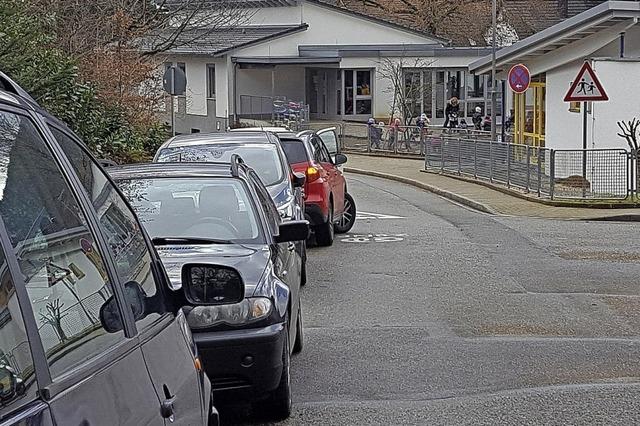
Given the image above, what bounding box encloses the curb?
[344,167,498,215]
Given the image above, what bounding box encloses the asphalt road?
[222,173,640,425]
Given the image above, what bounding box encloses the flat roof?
[470,1,640,74]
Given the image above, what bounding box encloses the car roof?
[162,131,276,149]
[237,127,297,138]
[107,162,245,181]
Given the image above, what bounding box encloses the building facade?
[158,0,494,133]
[470,1,640,151]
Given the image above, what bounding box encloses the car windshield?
[116,177,263,244]
[280,139,309,164]
[156,144,284,186]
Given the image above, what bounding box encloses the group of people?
[367,97,494,149]
[445,97,492,131]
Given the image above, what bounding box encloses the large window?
[402,68,501,123]
[342,69,372,116]
[0,112,127,378]
[51,127,167,332]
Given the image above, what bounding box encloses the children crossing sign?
[564,62,609,102]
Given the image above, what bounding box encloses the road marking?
[341,233,407,243]
[357,211,405,220]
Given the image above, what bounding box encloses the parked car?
[154,131,309,284]
[109,158,309,420]
[0,72,218,425]
[240,127,356,245]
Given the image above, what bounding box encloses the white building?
[470,0,640,151]
[160,0,494,133]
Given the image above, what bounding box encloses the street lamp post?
[490,0,497,141]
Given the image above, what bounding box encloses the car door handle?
[161,384,176,421]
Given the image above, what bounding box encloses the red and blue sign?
[508,64,531,94]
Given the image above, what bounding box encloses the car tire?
[335,193,356,234]
[315,202,334,246]
[292,303,304,354]
[256,323,292,421]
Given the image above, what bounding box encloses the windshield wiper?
[152,236,233,245]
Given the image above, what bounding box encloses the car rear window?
[280,140,309,164]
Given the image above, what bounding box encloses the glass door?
[341,69,372,117]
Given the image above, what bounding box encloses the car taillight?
[306,166,320,182]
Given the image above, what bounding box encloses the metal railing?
[425,136,634,201]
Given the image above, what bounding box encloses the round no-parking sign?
[508,64,530,94]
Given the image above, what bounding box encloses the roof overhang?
[232,56,341,66]
[470,1,640,75]
[299,44,491,58]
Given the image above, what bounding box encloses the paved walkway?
[345,154,640,220]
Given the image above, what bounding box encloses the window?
[0,112,127,378]
[177,62,186,74]
[50,127,167,332]
[207,64,216,99]
[280,140,310,164]
[311,137,331,163]
[117,177,263,244]
[318,130,338,156]
[248,172,280,237]
[0,244,37,416]
[356,71,371,96]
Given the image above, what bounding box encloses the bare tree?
[377,57,434,125]
[617,118,640,150]
[40,300,68,343]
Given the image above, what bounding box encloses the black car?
[109,158,309,420]
[0,72,218,425]
[153,131,309,284]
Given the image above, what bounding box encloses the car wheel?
[256,323,292,420]
[314,202,334,246]
[292,303,304,354]
[335,193,356,234]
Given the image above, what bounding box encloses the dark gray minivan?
[0,73,217,425]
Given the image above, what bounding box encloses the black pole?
[582,101,587,198]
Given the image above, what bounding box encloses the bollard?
[489,140,493,183]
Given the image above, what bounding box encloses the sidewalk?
[345,154,640,220]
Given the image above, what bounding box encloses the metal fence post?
[441,137,445,174]
[489,139,493,183]
[367,125,372,153]
[525,145,530,193]
[506,142,511,188]
[474,139,478,179]
[394,128,398,155]
[424,134,429,170]
[420,130,425,157]
[457,137,462,175]
[537,147,542,197]
[550,149,555,200]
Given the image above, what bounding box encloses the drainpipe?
[232,61,238,125]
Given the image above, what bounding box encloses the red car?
[278,128,356,246]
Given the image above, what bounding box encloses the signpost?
[508,64,531,94]
[564,61,609,197]
[163,65,187,136]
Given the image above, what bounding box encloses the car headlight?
[278,199,296,219]
[185,297,273,329]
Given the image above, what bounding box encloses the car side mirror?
[100,281,147,333]
[275,220,309,243]
[334,153,348,165]
[182,264,245,305]
[292,172,306,188]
